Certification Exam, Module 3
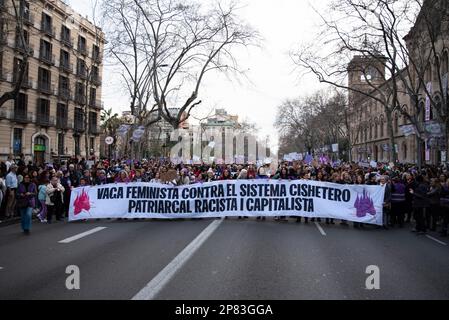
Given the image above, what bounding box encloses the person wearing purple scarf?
[17,174,37,235]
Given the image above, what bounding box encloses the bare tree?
[104,0,259,132]
[0,0,32,107]
[290,0,424,163]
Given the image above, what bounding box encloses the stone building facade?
[0,0,105,165]
[348,1,449,165]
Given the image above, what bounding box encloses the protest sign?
[69,180,385,225]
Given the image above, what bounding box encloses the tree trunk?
[385,109,397,163]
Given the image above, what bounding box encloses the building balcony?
[76,70,88,80]
[59,62,73,74]
[77,45,88,56]
[56,117,69,130]
[14,42,34,56]
[74,121,85,132]
[90,74,102,86]
[36,115,55,127]
[12,74,33,89]
[60,36,73,48]
[89,126,100,135]
[41,24,56,38]
[92,53,102,64]
[38,53,55,66]
[89,99,104,110]
[75,93,86,105]
[58,88,71,101]
[22,13,34,26]
[37,82,54,95]
[13,110,34,124]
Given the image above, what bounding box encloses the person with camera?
[46,176,65,224]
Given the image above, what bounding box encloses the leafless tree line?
[291,0,449,167]
[275,90,349,159]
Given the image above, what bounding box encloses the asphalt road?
[0,217,448,300]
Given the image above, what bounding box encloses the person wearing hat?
[206,168,216,182]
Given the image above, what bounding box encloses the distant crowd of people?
[0,154,448,237]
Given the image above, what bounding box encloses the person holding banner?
[390,177,406,228]
[46,176,65,224]
[273,168,289,222]
[440,181,449,237]
[410,175,430,235]
[238,169,249,220]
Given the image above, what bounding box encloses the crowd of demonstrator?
[0,155,448,237]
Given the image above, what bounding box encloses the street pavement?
[0,217,448,300]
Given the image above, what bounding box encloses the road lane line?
[58,227,107,244]
[132,218,223,300]
[315,222,326,236]
[426,235,447,246]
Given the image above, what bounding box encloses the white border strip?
[315,222,327,236]
[132,219,223,300]
[426,235,447,246]
[58,227,107,244]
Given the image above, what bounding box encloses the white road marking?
[0,267,3,270]
[58,227,107,244]
[132,218,223,300]
[315,222,327,236]
[426,235,447,246]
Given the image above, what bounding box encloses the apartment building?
[0,0,105,165]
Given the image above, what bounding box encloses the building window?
[56,103,67,128]
[37,98,50,125]
[89,87,96,106]
[75,82,85,104]
[74,107,84,131]
[41,13,53,34]
[14,93,28,120]
[15,29,29,49]
[402,142,408,160]
[38,67,51,91]
[13,128,23,156]
[78,35,87,54]
[19,1,30,20]
[60,49,70,69]
[58,133,65,155]
[58,75,70,98]
[61,25,71,44]
[40,39,52,59]
[90,137,95,154]
[92,45,100,61]
[89,111,97,134]
[74,135,80,156]
[77,58,86,78]
[13,57,28,83]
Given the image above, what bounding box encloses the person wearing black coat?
[410,175,430,234]
[404,174,416,223]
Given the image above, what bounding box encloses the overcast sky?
[68,0,331,152]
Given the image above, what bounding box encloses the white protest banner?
[332,144,339,153]
[69,180,385,225]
